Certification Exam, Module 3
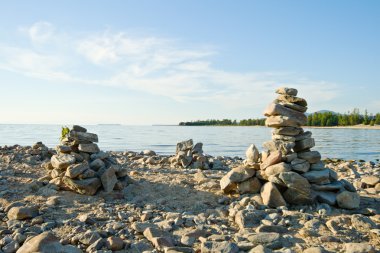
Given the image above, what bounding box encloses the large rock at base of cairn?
[220,165,256,193]
[219,87,360,209]
[47,125,128,195]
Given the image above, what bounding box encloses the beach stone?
[272,127,302,136]
[294,138,315,152]
[340,179,357,192]
[246,144,260,163]
[65,163,89,178]
[279,172,312,204]
[2,240,19,253]
[237,177,262,194]
[235,210,266,230]
[344,243,375,253]
[69,130,98,143]
[284,152,297,162]
[303,247,327,253]
[265,116,302,128]
[16,232,81,253]
[90,159,105,171]
[361,176,379,187]
[247,232,283,249]
[351,214,376,232]
[100,166,118,192]
[256,225,288,234]
[78,143,100,153]
[303,169,330,184]
[310,161,325,170]
[51,154,75,169]
[220,166,256,193]
[264,103,307,125]
[297,151,321,164]
[277,95,307,107]
[336,191,360,209]
[192,142,203,154]
[106,236,124,251]
[176,139,193,153]
[263,140,294,156]
[7,206,39,220]
[291,158,310,173]
[260,182,287,208]
[265,162,291,177]
[56,145,72,154]
[201,241,239,253]
[276,87,298,96]
[314,191,337,205]
[272,135,295,142]
[248,245,272,253]
[276,100,308,113]
[260,151,282,170]
[63,177,101,195]
[79,231,101,245]
[72,125,87,132]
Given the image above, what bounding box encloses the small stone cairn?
[220,87,360,209]
[47,125,127,195]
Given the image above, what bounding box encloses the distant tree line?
[179,109,380,127]
[306,109,380,126]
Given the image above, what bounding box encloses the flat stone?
[8,206,39,220]
[51,154,76,169]
[176,139,193,153]
[246,144,260,163]
[311,181,343,191]
[336,191,360,209]
[72,125,87,132]
[310,161,325,170]
[78,143,100,154]
[63,177,101,195]
[265,162,291,177]
[100,166,118,193]
[272,126,302,136]
[276,100,308,113]
[79,231,101,245]
[201,241,239,253]
[284,152,297,162]
[294,131,312,141]
[294,138,315,152]
[361,176,380,187]
[247,232,283,249]
[314,191,337,205]
[277,95,307,107]
[344,243,375,253]
[263,140,294,156]
[297,151,321,164]
[16,232,81,253]
[235,210,266,230]
[264,103,307,125]
[260,182,287,208]
[272,135,295,142]
[237,177,262,194]
[275,87,298,96]
[69,130,98,143]
[65,163,90,178]
[220,166,256,193]
[340,179,357,192]
[291,158,310,173]
[265,116,302,128]
[56,145,72,154]
[192,142,203,154]
[303,169,330,184]
[260,151,282,170]
[256,225,288,234]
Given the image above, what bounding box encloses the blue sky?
[0,0,379,124]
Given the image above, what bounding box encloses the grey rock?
[344,243,375,253]
[310,161,325,170]
[62,177,101,195]
[7,206,39,220]
[261,182,286,208]
[100,166,118,193]
[79,231,101,245]
[264,103,307,126]
[265,115,301,128]
[89,159,105,171]
[235,210,266,230]
[279,172,312,204]
[247,232,283,249]
[314,191,337,205]
[336,191,360,209]
[311,181,343,191]
[294,138,315,152]
[275,87,298,96]
[276,94,307,107]
[176,139,193,153]
[272,127,302,136]
[201,241,239,253]
[237,177,262,194]
[297,151,321,164]
[302,169,330,184]
[246,144,260,163]
[263,140,294,156]
[220,166,256,193]
[291,158,310,173]
[78,143,100,154]
[65,163,89,179]
[294,131,312,141]
[260,151,282,170]
[265,162,292,177]
[69,130,98,143]
[51,154,76,169]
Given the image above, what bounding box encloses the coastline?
[179,124,380,129]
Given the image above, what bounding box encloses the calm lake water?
[0,125,379,161]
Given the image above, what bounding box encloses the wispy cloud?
[0,21,341,108]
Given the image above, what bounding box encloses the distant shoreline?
[178,124,380,130]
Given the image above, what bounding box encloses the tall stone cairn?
[46,125,128,195]
[220,87,360,209]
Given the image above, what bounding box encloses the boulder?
[63,177,101,195]
[220,166,256,193]
[297,151,321,164]
[78,143,100,154]
[235,210,266,230]
[265,162,291,177]
[294,137,315,152]
[278,172,312,204]
[291,158,310,173]
[314,191,337,205]
[65,163,89,178]
[261,182,287,208]
[336,191,360,209]
[294,131,312,141]
[176,139,193,153]
[246,144,260,163]
[8,206,39,220]
[69,130,98,143]
[275,87,298,96]
[260,151,282,170]
[51,154,76,169]
[237,177,262,194]
[100,167,118,193]
[263,140,294,156]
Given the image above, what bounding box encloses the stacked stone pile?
[46,125,128,195]
[169,139,225,170]
[221,87,360,209]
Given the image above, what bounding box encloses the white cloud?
[0,22,341,110]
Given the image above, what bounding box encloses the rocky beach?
[0,88,379,253]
